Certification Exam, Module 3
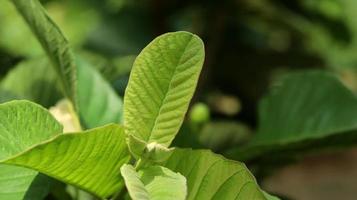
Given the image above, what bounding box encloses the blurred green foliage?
[3,0,357,199]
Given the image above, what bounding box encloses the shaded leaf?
[80,51,135,82]
[0,90,20,103]
[0,57,62,107]
[199,121,252,152]
[77,58,123,128]
[227,71,357,161]
[1,55,124,129]
[0,166,52,200]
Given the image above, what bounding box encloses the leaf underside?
[121,164,187,200]
[161,148,266,200]
[2,124,131,199]
[0,100,63,200]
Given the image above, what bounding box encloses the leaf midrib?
[147,34,195,144]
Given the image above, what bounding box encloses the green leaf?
[80,51,135,82]
[0,0,97,57]
[11,0,77,107]
[227,71,357,161]
[121,164,187,200]
[262,191,280,200]
[121,164,150,200]
[0,55,124,129]
[2,124,131,198]
[0,166,52,200]
[0,0,42,56]
[160,148,266,200]
[0,90,20,103]
[0,100,63,200]
[124,31,205,147]
[126,135,173,163]
[199,121,252,152]
[0,57,62,107]
[77,58,123,128]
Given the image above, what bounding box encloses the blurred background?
[2,0,357,199]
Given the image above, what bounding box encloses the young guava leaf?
[161,148,266,200]
[121,164,187,200]
[226,71,357,161]
[1,124,131,199]
[77,58,123,128]
[124,31,205,147]
[0,100,63,200]
[0,57,62,107]
[11,0,77,108]
[127,135,173,163]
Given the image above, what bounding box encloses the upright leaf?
[0,100,63,200]
[11,0,77,107]
[121,164,187,200]
[2,124,131,198]
[227,71,357,161]
[161,149,266,200]
[124,31,205,147]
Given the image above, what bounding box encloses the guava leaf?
[227,71,357,161]
[1,55,123,129]
[0,57,62,107]
[0,167,52,200]
[199,121,252,152]
[0,0,97,57]
[0,90,20,103]
[0,100,63,200]
[124,31,205,147]
[121,164,187,200]
[263,191,280,200]
[80,52,136,82]
[77,59,123,128]
[161,148,266,200]
[0,0,42,56]
[11,0,77,107]
[2,124,131,199]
